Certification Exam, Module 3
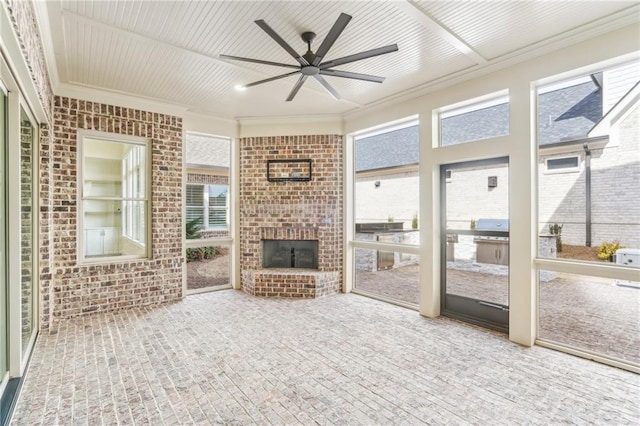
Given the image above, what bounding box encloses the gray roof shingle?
[356,77,603,171]
[355,125,419,172]
[441,103,509,146]
[538,76,602,145]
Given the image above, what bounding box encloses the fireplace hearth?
[263,240,318,269]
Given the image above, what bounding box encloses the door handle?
[478,301,509,311]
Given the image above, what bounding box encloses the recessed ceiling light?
[235,85,247,91]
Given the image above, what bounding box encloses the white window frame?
[544,155,581,174]
[122,144,146,243]
[186,183,229,230]
[77,130,151,264]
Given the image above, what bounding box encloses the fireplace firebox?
[263,240,319,269]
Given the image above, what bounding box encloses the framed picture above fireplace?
[267,159,312,182]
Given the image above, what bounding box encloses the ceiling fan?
[220,12,398,102]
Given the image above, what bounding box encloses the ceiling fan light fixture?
[221,12,398,102]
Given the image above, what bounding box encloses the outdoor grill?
[474,218,509,265]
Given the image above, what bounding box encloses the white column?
[508,82,537,346]
[419,110,440,317]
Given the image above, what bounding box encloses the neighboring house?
[355,125,419,230]
[356,62,640,248]
[185,133,231,239]
[538,64,640,248]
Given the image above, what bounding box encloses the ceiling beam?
[394,1,488,65]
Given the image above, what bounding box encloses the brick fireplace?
[239,135,343,298]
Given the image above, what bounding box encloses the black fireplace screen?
[262,240,319,269]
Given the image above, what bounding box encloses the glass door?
[441,157,509,332]
[0,80,7,396]
[19,105,36,358]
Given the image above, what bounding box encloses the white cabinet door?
[85,227,121,256]
[103,227,120,255]
[85,229,104,256]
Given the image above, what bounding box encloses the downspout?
[583,143,591,247]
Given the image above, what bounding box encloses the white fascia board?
[56,82,188,117]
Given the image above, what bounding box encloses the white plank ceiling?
[38,0,639,119]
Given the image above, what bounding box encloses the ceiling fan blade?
[242,71,301,88]
[320,69,385,83]
[312,12,352,66]
[313,75,342,100]
[220,54,299,69]
[286,75,308,102]
[255,19,309,66]
[320,44,398,69]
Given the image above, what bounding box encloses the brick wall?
[591,103,640,247]
[5,0,54,122]
[49,97,184,322]
[39,125,54,328]
[6,0,56,329]
[239,135,343,294]
[539,102,640,248]
[187,172,228,185]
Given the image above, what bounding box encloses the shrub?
[597,241,624,261]
[186,246,218,263]
[470,219,476,230]
[203,246,218,259]
[186,247,203,262]
[412,213,418,229]
[548,223,563,253]
[186,217,202,240]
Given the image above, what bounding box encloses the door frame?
[440,156,510,333]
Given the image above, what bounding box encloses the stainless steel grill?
[474,218,509,265]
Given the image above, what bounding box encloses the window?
[186,185,205,226]
[439,94,509,146]
[19,106,36,356]
[354,121,419,241]
[351,118,420,305]
[539,270,639,365]
[122,145,146,243]
[537,60,640,263]
[208,185,229,228]
[79,132,150,262]
[545,156,580,173]
[186,184,229,230]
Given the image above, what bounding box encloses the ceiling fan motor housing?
[301,66,320,76]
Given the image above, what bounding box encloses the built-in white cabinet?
[83,156,122,257]
[85,227,120,256]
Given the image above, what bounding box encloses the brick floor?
[12,290,640,425]
[356,264,640,364]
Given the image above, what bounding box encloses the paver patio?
[12,290,640,425]
[355,264,640,365]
